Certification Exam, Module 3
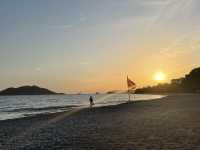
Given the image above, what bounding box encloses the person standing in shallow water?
[89,96,94,108]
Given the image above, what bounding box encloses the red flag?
[127,76,136,90]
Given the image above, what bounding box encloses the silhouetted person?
[89,96,94,108]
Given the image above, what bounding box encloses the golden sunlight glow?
[154,71,166,82]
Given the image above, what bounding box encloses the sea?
[0,94,165,120]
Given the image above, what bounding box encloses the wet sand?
[0,94,200,150]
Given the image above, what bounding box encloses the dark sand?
[0,94,200,150]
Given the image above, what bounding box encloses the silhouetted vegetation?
[107,90,118,94]
[135,67,200,94]
[0,85,63,95]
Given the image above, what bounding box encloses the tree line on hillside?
[135,67,200,94]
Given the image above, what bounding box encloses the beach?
[0,94,200,150]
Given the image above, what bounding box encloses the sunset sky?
[0,0,200,93]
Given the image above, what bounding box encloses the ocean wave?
[2,105,78,113]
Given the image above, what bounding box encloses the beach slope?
[0,94,200,150]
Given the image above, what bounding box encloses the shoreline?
[0,94,200,149]
[0,93,165,121]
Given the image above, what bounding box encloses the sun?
[154,71,166,82]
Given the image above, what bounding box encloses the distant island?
[135,67,200,94]
[0,85,64,96]
[106,90,117,94]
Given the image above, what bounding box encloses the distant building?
[96,92,100,95]
[107,91,116,94]
[171,78,184,84]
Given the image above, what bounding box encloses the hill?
[0,85,62,96]
[135,67,200,94]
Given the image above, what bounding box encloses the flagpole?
[127,75,136,102]
[127,76,130,102]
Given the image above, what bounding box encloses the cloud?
[159,36,200,58]
[141,0,170,5]
[49,24,73,30]
[79,14,87,22]
[35,67,41,71]
[49,15,87,31]
[151,0,197,26]
[80,62,89,65]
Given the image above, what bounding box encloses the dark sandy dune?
[0,94,200,150]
